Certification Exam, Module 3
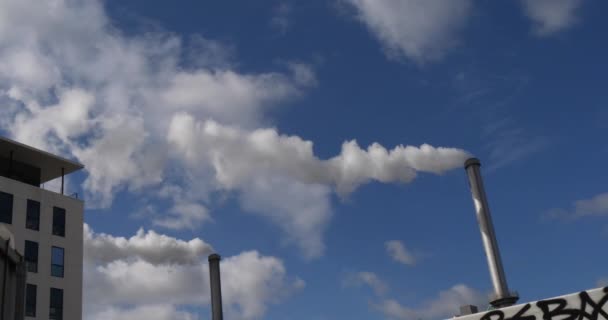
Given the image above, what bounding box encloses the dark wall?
[0,156,41,186]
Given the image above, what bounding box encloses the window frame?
[26,199,40,231]
[24,240,39,273]
[0,191,13,224]
[52,206,66,237]
[25,283,37,317]
[51,246,65,278]
[49,287,64,320]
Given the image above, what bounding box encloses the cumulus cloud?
[344,0,473,63]
[544,192,608,220]
[0,0,314,208]
[0,0,469,259]
[84,224,304,320]
[385,240,416,266]
[374,284,487,320]
[520,0,582,36]
[343,271,389,296]
[83,223,213,265]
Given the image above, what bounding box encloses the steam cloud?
[168,113,471,195]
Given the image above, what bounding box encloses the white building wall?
[0,175,83,320]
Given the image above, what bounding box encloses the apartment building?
[0,136,84,320]
[1,225,26,320]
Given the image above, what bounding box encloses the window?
[26,283,37,317]
[24,240,38,273]
[49,288,63,320]
[51,246,64,278]
[52,207,65,237]
[26,199,40,230]
[0,191,13,224]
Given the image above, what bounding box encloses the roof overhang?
[0,136,84,184]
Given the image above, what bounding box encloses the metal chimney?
[464,158,518,308]
[208,253,224,320]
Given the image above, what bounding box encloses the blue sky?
[1,0,608,319]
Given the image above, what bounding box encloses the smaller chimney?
[208,253,224,320]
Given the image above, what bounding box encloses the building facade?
[1,225,26,320]
[0,137,84,320]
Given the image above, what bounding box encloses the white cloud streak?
[343,271,389,296]
[270,2,293,35]
[520,0,583,36]
[344,0,473,63]
[545,192,608,220]
[374,284,487,320]
[385,240,416,266]
[86,305,197,320]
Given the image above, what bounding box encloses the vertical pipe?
[208,254,223,320]
[464,158,517,308]
[61,167,65,195]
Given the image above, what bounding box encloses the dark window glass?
[52,207,65,237]
[49,288,63,320]
[24,240,38,273]
[26,199,40,230]
[0,191,13,224]
[51,246,64,278]
[26,283,37,317]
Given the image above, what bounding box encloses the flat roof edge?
[0,136,84,169]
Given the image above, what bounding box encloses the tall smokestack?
[208,253,224,320]
[464,158,518,308]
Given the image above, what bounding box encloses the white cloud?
[238,175,333,259]
[598,277,608,288]
[159,68,309,126]
[570,192,608,217]
[520,0,582,36]
[87,305,197,320]
[545,192,608,220]
[343,271,389,296]
[0,0,470,259]
[84,223,213,265]
[374,284,487,320]
[344,0,473,63]
[153,202,212,230]
[9,88,94,153]
[271,2,293,35]
[84,224,304,320]
[385,240,416,266]
[0,0,313,208]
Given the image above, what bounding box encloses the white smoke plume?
[168,113,470,195]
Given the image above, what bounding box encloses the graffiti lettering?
[462,288,608,320]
